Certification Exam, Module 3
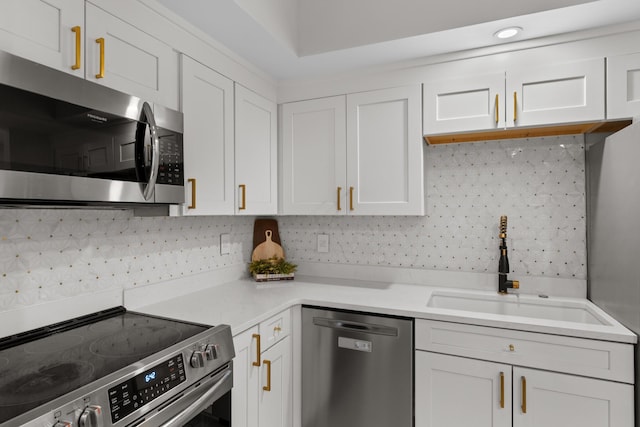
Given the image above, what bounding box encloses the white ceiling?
[156,0,640,81]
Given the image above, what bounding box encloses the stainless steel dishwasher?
[302,306,413,427]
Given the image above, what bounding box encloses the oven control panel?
[107,354,186,423]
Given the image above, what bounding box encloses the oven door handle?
[160,369,232,427]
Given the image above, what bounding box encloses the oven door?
[142,363,232,427]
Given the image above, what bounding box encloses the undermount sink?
[427,291,610,325]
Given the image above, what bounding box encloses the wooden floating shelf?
[424,120,633,145]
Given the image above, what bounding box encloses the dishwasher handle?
[312,317,399,336]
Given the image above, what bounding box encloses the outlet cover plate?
[220,233,231,255]
[317,234,329,253]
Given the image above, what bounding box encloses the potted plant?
[249,257,297,282]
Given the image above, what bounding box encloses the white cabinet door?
[85,4,179,109]
[235,84,278,215]
[423,73,505,134]
[0,0,84,75]
[507,58,605,127]
[513,367,633,427]
[180,56,235,215]
[259,336,292,427]
[346,85,424,215]
[607,52,640,119]
[232,328,261,427]
[416,352,512,427]
[280,96,347,215]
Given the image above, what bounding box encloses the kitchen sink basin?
[427,291,610,325]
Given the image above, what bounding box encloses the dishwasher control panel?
[338,337,372,352]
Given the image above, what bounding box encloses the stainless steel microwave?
[0,51,184,206]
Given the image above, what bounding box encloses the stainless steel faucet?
[498,215,520,294]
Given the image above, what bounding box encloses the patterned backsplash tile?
[0,134,586,311]
[0,211,254,311]
[279,135,586,279]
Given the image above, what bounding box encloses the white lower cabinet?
[415,352,512,427]
[415,319,634,427]
[232,310,292,427]
[512,367,633,427]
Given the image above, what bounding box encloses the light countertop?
[126,273,637,344]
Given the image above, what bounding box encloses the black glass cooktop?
[0,307,208,424]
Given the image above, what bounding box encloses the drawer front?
[259,309,291,352]
[415,319,633,383]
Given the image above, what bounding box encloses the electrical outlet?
[317,234,329,253]
[220,233,231,255]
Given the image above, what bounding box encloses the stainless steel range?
[0,307,234,427]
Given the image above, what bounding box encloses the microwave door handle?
[159,369,232,427]
[140,102,160,201]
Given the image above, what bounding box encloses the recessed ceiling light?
[494,27,522,39]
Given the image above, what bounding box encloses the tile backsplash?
[279,135,587,280]
[0,135,586,312]
[0,211,254,311]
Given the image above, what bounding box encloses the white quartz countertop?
[127,274,637,344]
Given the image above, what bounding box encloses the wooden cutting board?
[252,229,285,261]
[251,219,285,261]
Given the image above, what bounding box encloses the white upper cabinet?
[85,4,179,109]
[423,58,605,136]
[607,52,640,119]
[347,85,424,215]
[0,0,84,75]
[280,86,424,216]
[0,1,179,109]
[507,58,605,127]
[280,96,347,215]
[180,56,235,216]
[235,84,278,215]
[423,73,505,134]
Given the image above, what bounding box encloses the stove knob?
[78,405,103,427]
[190,350,205,368]
[204,344,218,361]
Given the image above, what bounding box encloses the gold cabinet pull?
[513,91,518,123]
[95,37,105,79]
[252,334,261,366]
[263,359,272,391]
[349,186,354,211]
[239,184,246,210]
[509,344,515,352]
[495,93,499,124]
[337,186,342,211]
[500,371,505,408]
[71,26,81,70]
[274,325,282,333]
[521,376,527,414]
[187,178,196,209]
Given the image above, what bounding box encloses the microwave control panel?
[157,136,183,186]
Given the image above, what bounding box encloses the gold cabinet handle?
[71,26,81,70]
[95,37,105,79]
[262,359,271,391]
[252,334,261,367]
[513,91,518,123]
[499,372,505,408]
[274,325,282,333]
[337,186,342,211]
[349,186,354,211]
[239,184,246,210]
[509,344,515,352]
[263,359,272,391]
[187,178,196,209]
[521,376,527,414]
[495,93,499,124]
